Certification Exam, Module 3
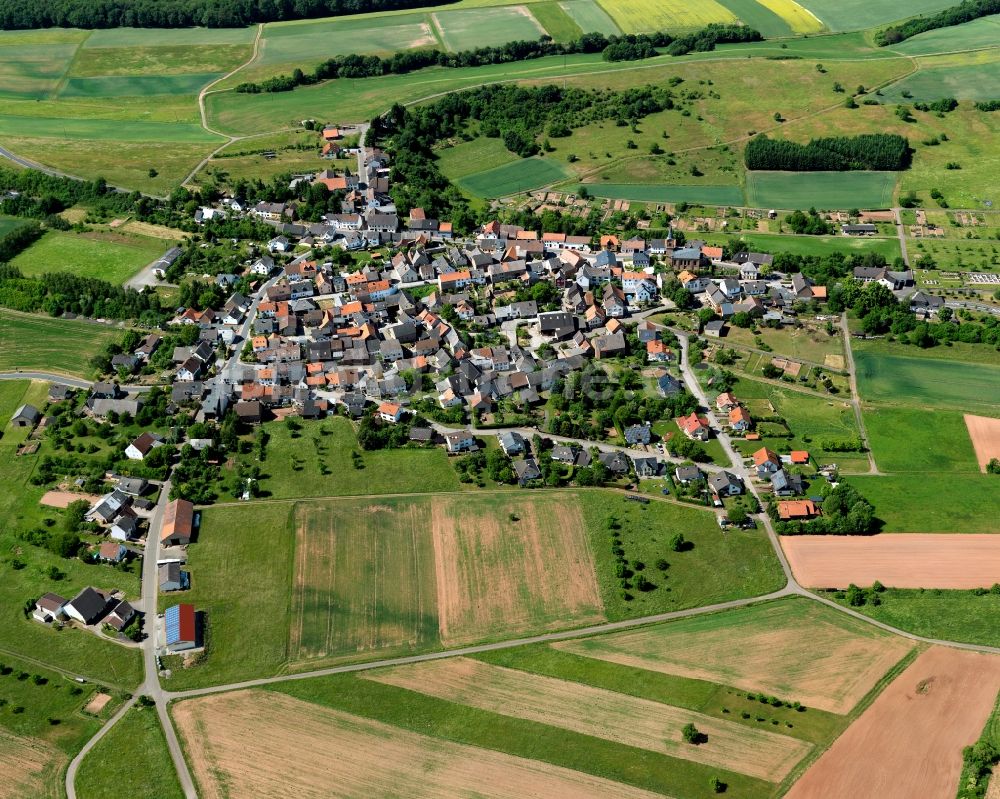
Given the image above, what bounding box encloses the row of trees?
[744,133,911,171]
[0,0,445,29]
[875,0,1000,45]
[0,264,166,324]
[236,31,676,93]
[0,222,43,263]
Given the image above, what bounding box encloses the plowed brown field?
[786,647,1000,799]
[965,414,1000,472]
[782,534,1000,589]
[366,657,812,781]
[172,689,668,799]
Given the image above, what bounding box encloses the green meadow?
[706,232,901,260]
[433,6,546,51]
[60,74,221,98]
[459,157,571,197]
[891,14,1000,56]
[524,1,583,40]
[559,0,620,34]
[10,230,171,284]
[746,171,897,209]
[880,61,1000,102]
[0,311,127,378]
[0,114,220,143]
[794,0,957,31]
[853,350,1000,411]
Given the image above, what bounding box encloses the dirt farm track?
[786,647,1000,799]
[781,534,1000,589]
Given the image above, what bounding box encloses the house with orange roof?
[777,500,819,521]
[676,412,710,441]
[752,447,781,477]
[646,339,673,362]
[790,450,810,464]
[701,245,724,263]
[600,235,620,251]
[378,402,403,423]
[438,270,472,290]
[729,406,752,433]
[715,391,739,412]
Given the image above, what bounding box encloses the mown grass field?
[459,156,571,196]
[746,171,897,209]
[433,6,546,51]
[863,405,983,474]
[70,43,251,77]
[0,113,219,143]
[580,183,746,205]
[853,349,1000,410]
[75,705,183,799]
[824,588,1000,648]
[560,0,620,34]
[850,474,1000,533]
[596,0,736,33]
[0,311,125,378]
[436,135,519,179]
[527,1,584,40]
[880,60,1000,102]
[60,74,221,98]
[10,230,168,284]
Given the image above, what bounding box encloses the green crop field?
[0,114,220,143]
[71,43,251,77]
[746,171,897,209]
[84,27,257,47]
[437,135,519,179]
[850,474,1000,532]
[863,405,983,474]
[0,311,126,378]
[75,705,184,799]
[60,75,221,98]
[597,0,736,33]
[560,0,620,33]
[580,183,745,205]
[433,6,546,51]
[579,492,785,620]
[529,1,584,39]
[794,0,957,31]
[892,14,1000,56]
[853,350,1000,410]
[716,0,795,37]
[0,43,79,99]
[10,230,169,284]
[880,60,1000,102]
[824,588,1000,648]
[459,156,570,196]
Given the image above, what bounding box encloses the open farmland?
[783,534,1000,589]
[891,14,1000,56]
[433,6,546,51]
[174,689,668,799]
[597,0,735,33]
[9,230,168,284]
[367,657,813,781]
[880,60,1000,103]
[862,406,981,474]
[437,136,520,179]
[849,474,1000,533]
[560,0,620,34]
[786,647,1000,799]
[0,728,63,799]
[289,499,440,663]
[555,597,913,713]
[708,231,901,260]
[459,157,571,197]
[0,310,125,378]
[746,171,897,209]
[965,414,1000,472]
[793,0,957,31]
[854,350,1000,411]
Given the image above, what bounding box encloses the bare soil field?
[40,490,102,508]
[783,534,1000,589]
[431,494,604,646]
[554,599,912,713]
[366,657,812,781]
[82,692,112,715]
[0,728,63,799]
[172,689,665,799]
[965,414,1000,472]
[786,647,1000,799]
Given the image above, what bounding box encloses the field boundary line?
[50,30,92,101]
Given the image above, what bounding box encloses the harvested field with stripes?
[366,657,813,781]
[173,689,667,799]
[554,598,913,713]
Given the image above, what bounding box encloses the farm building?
[11,404,40,428]
[64,587,111,625]
[159,562,191,593]
[32,593,66,624]
[161,499,196,546]
[165,603,199,652]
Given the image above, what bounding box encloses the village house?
[752,447,782,478]
[676,412,710,441]
[161,499,196,546]
[125,431,164,461]
[777,499,820,520]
